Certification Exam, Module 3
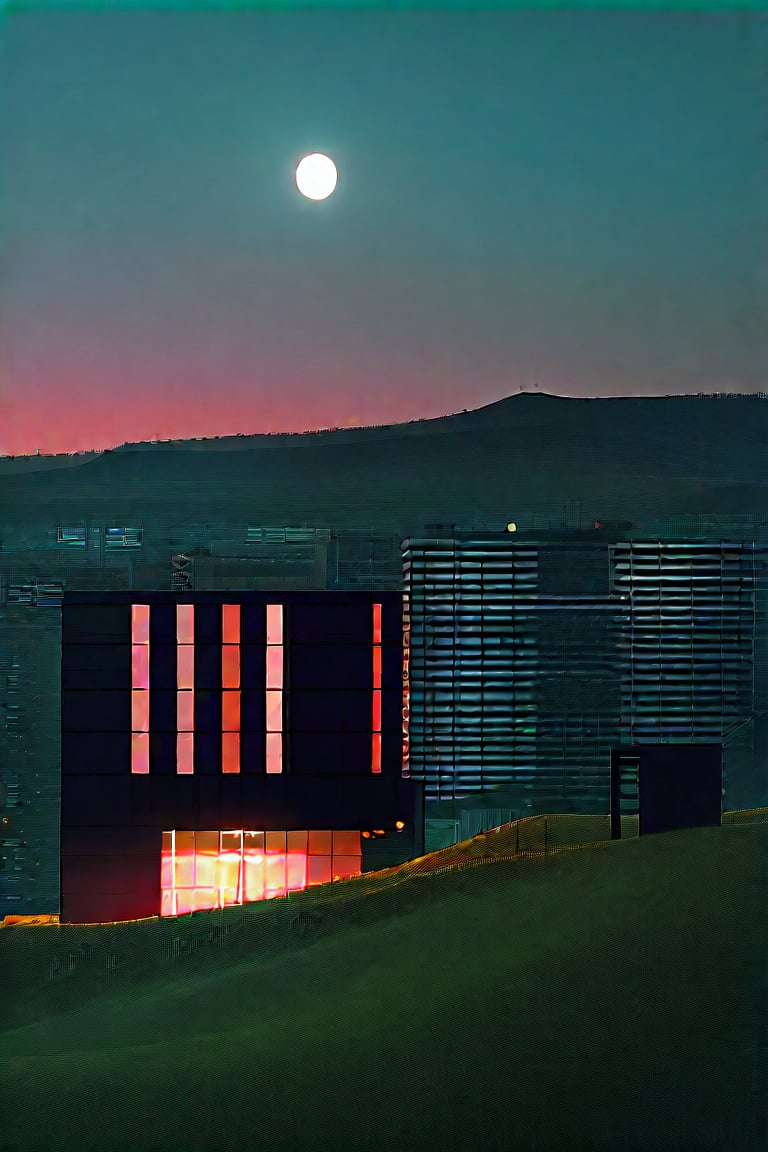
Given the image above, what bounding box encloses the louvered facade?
[403,535,765,815]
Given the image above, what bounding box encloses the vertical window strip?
[131,604,150,774]
[222,604,241,773]
[372,603,382,773]
[266,604,283,773]
[177,604,194,774]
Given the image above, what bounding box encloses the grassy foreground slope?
[1,824,766,1152]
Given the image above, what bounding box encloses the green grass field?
[1,823,766,1152]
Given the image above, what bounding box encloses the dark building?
[403,533,766,824]
[610,744,723,839]
[60,590,422,924]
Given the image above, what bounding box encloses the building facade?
[59,590,422,924]
[403,533,766,820]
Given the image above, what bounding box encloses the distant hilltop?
[1,391,766,527]
[1,390,767,470]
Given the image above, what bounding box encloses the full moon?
[295,153,338,201]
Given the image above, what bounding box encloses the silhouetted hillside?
[2,393,767,525]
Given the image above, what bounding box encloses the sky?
[0,9,765,455]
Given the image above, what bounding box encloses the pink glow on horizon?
[0,368,505,457]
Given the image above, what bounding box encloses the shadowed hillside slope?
[1,822,765,1152]
[2,394,767,523]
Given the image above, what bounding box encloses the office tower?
[403,533,765,821]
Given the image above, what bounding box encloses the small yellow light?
[395,821,405,830]
[506,522,517,532]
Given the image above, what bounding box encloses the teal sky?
[0,9,764,454]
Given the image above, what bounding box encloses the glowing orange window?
[222,690,241,733]
[131,732,149,775]
[222,645,240,690]
[131,603,150,645]
[222,731,240,774]
[222,603,240,645]
[266,731,283,774]
[177,731,194,775]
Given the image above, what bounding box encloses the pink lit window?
[266,603,283,646]
[266,689,282,732]
[160,826,361,917]
[222,731,240,774]
[222,604,240,645]
[177,731,194,775]
[131,732,149,775]
[177,691,194,733]
[132,644,149,690]
[222,645,240,690]
[222,690,241,733]
[372,602,382,773]
[177,645,194,691]
[132,689,149,733]
[266,646,283,690]
[266,732,283,774]
[131,604,150,645]
[176,604,194,645]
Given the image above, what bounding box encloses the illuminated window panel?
[222,690,241,732]
[174,852,194,888]
[177,645,194,691]
[132,689,149,733]
[308,829,332,855]
[160,828,362,916]
[266,603,283,646]
[372,603,382,774]
[266,731,282,774]
[131,732,149,775]
[287,830,308,854]
[265,646,283,690]
[265,689,282,732]
[176,604,195,645]
[132,644,149,690]
[222,732,240,774]
[177,731,194,775]
[286,852,308,890]
[222,645,240,690]
[332,830,361,855]
[222,604,241,645]
[177,691,194,733]
[265,854,288,898]
[331,855,362,880]
[307,855,333,886]
[265,830,286,854]
[131,604,150,645]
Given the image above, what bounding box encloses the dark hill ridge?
[1,393,766,525]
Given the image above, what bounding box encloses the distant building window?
[57,526,87,547]
[105,527,143,549]
[266,604,284,774]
